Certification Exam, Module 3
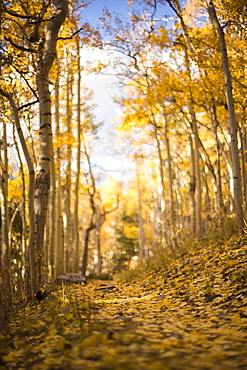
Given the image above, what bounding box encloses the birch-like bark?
[81,144,96,276]
[163,114,176,246]
[12,126,27,287]
[206,0,244,230]
[207,102,224,222]
[35,0,68,286]
[183,50,202,237]
[188,134,196,235]
[54,61,63,277]
[240,124,247,210]
[153,125,167,244]
[49,141,56,280]
[74,36,81,272]
[64,53,73,272]
[0,119,11,305]
[136,168,145,262]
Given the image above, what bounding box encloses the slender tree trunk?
[13,126,27,292]
[188,134,196,235]
[52,62,64,277]
[53,61,63,277]
[207,102,224,223]
[0,119,11,306]
[163,114,176,247]
[64,56,73,272]
[82,220,95,276]
[49,142,56,280]
[35,0,68,287]
[136,168,145,261]
[95,223,102,275]
[184,50,202,237]
[94,211,105,275]
[207,0,245,230]
[168,0,202,236]
[153,125,167,244]
[81,144,96,276]
[74,36,81,272]
[240,123,247,210]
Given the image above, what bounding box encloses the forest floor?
[0,235,247,370]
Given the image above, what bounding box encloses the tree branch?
[57,27,83,40]
[5,36,37,53]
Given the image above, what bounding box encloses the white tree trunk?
[35,0,68,286]
[207,0,244,230]
[74,36,81,272]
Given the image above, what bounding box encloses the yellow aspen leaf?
[48,328,57,336]
[43,357,61,366]
[232,314,243,325]
[150,362,169,370]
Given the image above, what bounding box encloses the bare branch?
[18,100,39,111]
[3,7,38,19]
[57,27,83,40]
[5,36,37,53]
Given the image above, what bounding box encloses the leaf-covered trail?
[1,238,247,369]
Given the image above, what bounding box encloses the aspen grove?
[0,0,247,305]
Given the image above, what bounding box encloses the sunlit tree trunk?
[0,118,11,305]
[207,0,245,230]
[74,35,81,272]
[153,125,167,244]
[136,168,145,262]
[167,0,202,236]
[35,0,68,287]
[188,134,196,235]
[207,102,224,224]
[64,54,73,272]
[240,122,247,210]
[163,114,176,247]
[12,126,27,289]
[81,144,96,276]
[94,211,105,275]
[95,222,102,275]
[184,50,202,237]
[54,62,64,277]
[49,142,56,280]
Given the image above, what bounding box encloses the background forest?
[0,0,247,308]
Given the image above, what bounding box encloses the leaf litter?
[0,236,247,369]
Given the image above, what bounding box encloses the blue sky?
[82,0,131,27]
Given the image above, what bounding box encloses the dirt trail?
[1,240,247,369]
[73,278,247,370]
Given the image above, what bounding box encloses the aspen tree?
[81,143,96,276]
[53,61,64,277]
[12,125,27,288]
[35,0,68,286]
[0,117,11,305]
[206,0,245,230]
[206,102,224,223]
[74,34,81,273]
[64,48,73,272]
[136,167,145,262]
[166,0,203,236]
